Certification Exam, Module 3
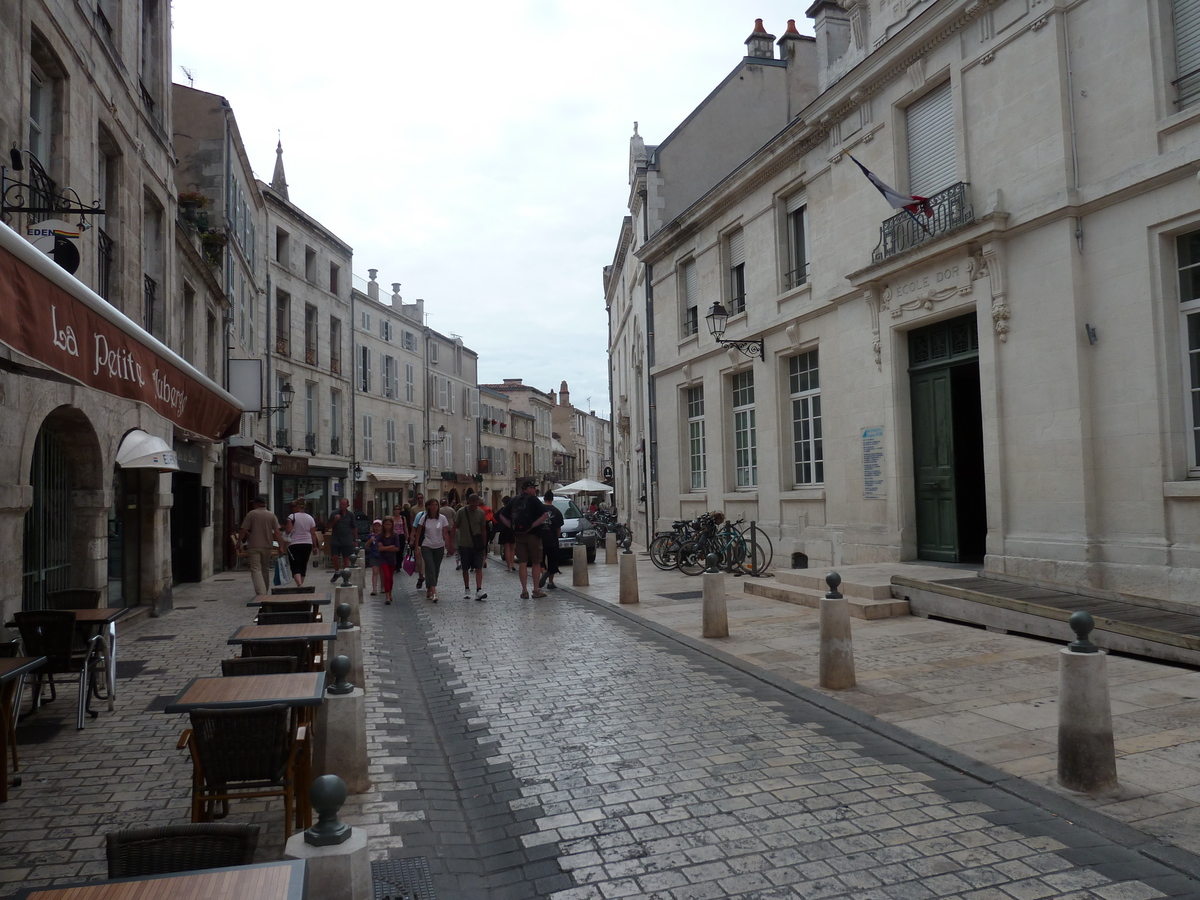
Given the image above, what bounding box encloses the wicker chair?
[43,589,102,610]
[105,823,260,878]
[177,704,307,834]
[220,656,299,677]
[241,640,317,671]
[13,610,106,730]
[256,600,321,622]
[230,534,249,570]
[0,640,23,777]
[255,610,317,626]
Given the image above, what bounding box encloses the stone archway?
[22,406,105,609]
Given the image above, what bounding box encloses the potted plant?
[177,191,208,223]
[200,229,227,264]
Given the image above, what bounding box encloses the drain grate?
[16,721,64,744]
[135,635,177,641]
[115,660,147,679]
[213,577,236,582]
[659,591,703,600]
[372,857,436,899]
[174,606,197,611]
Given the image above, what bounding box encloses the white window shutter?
[684,260,698,307]
[907,81,955,196]
[728,229,745,268]
[1177,0,1200,108]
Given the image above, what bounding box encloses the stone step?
[775,569,897,601]
[744,580,910,620]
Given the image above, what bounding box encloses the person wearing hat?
[498,480,550,599]
[237,494,284,596]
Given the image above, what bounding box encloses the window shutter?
[684,260,698,306]
[906,82,955,197]
[785,191,807,215]
[728,229,745,268]
[1177,0,1200,108]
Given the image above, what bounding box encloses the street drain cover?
[372,857,435,899]
[659,591,703,600]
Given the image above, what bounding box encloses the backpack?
[510,494,542,533]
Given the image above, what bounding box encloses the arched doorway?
[22,407,104,610]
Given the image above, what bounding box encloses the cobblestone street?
[3,563,1200,899]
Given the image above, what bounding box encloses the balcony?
[275,428,290,447]
[305,346,317,366]
[304,432,317,453]
[330,357,341,375]
[330,435,342,455]
[275,336,289,356]
[872,182,975,264]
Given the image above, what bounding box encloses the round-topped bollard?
[306,774,351,846]
[328,654,354,695]
[705,552,721,574]
[826,571,843,599]
[1058,609,1117,793]
[336,601,353,630]
[819,571,855,690]
[1068,610,1098,653]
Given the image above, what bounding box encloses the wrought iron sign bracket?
[714,337,765,359]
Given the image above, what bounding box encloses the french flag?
[849,154,933,218]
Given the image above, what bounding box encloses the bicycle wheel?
[650,534,681,570]
[721,531,748,568]
[738,524,773,572]
[677,540,708,576]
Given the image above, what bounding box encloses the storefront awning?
[0,220,243,440]
[364,467,423,484]
[116,429,180,471]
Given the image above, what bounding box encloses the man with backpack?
[499,480,550,598]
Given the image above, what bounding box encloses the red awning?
[0,220,242,440]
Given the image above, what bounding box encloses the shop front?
[272,456,347,529]
[362,467,423,520]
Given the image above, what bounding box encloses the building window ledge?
[723,491,758,502]
[780,488,826,501]
[1163,480,1200,498]
[776,281,812,308]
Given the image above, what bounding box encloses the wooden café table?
[0,656,44,803]
[163,671,326,715]
[14,858,306,899]
[227,622,339,671]
[247,593,332,607]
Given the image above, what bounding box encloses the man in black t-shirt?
[539,492,565,589]
[499,480,549,598]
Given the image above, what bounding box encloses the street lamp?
[422,425,447,446]
[706,302,764,359]
[258,381,296,419]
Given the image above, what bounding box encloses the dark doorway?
[108,467,141,607]
[22,428,71,610]
[909,315,987,564]
[171,472,203,583]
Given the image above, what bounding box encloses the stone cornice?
[604,217,634,303]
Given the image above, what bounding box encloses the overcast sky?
[172,3,814,417]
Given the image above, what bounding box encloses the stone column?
[313,656,370,793]
[335,584,360,628]
[572,544,589,587]
[1057,612,1118,793]
[819,573,856,690]
[618,550,639,604]
[284,775,372,900]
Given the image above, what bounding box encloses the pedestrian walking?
[410,495,427,589]
[539,491,564,590]
[377,517,402,604]
[237,494,283,597]
[365,520,383,595]
[327,498,358,579]
[499,480,550,599]
[415,499,453,602]
[285,499,318,587]
[496,494,516,571]
[456,493,489,601]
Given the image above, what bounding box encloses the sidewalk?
[562,548,1200,858]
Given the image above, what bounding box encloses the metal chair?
[177,704,307,835]
[255,600,321,622]
[0,640,25,777]
[230,534,249,570]
[220,656,299,677]
[105,823,260,878]
[13,610,106,730]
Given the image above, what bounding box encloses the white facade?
[425,328,480,503]
[609,4,1200,605]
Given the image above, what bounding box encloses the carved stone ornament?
[864,285,883,369]
[785,323,801,346]
[907,58,926,93]
[681,362,692,383]
[980,240,1009,342]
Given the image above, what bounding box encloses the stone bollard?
[573,544,589,587]
[618,539,639,604]
[284,775,372,900]
[1058,611,1118,794]
[605,533,618,565]
[335,584,360,628]
[819,573,856,690]
[313,656,370,793]
[702,554,729,638]
[335,604,365,692]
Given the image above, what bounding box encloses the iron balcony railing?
[305,345,317,365]
[275,428,290,447]
[330,435,341,455]
[275,336,289,356]
[872,182,975,264]
[783,261,809,291]
[143,275,157,335]
[97,229,113,301]
[330,356,341,375]
[304,433,317,453]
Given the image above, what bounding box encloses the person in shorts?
[328,498,358,579]
[499,481,549,598]
[455,493,488,601]
[539,491,565,590]
[496,494,515,571]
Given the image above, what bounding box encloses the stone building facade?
[481,379,555,491]
[608,5,1200,604]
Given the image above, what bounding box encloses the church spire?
[271,136,289,200]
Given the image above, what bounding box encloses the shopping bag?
[278,551,292,584]
[402,549,416,576]
[273,556,283,586]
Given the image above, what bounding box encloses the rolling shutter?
[1176,0,1200,109]
[906,82,955,197]
[728,229,745,268]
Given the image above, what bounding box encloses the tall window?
[386,418,397,464]
[728,229,746,315]
[732,371,757,488]
[330,317,342,374]
[28,63,53,165]
[275,292,291,356]
[329,263,340,296]
[687,386,706,490]
[382,355,396,398]
[304,304,318,365]
[681,259,698,337]
[305,383,317,452]
[362,414,373,461]
[305,246,317,282]
[330,390,342,455]
[357,345,370,392]
[430,430,441,469]
[784,193,808,290]
[1179,231,1200,468]
[405,362,415,402]
[465,436,474,473]
[1176,0,1200,109]
[907,81,955,196]
[789,351,823,485]
[275,228,290,265]
[275,375,290,443]
[444,438,454,471]
[402,330,417,352]
[407,423,417,465]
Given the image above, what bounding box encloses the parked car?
[554,496,598,563]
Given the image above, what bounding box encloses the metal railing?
[275,336,289,356]
[304,433,317,453]
[97,229,114,301]
[143,275,157,336]
[330,357,341,375]
[783,262,809,291]
[872,182,975,264]
[305,346,317,365]
[139,80,156,117]
[330,435,341,455]
[275,428,290,447]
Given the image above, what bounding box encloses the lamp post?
[258,381,296,419]
[705,302,764,359]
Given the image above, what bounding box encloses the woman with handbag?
[378,517,401,604]
[415,498,453,603]
[285,499,317,587]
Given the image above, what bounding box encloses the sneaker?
[330,573,339,584]
[520,590,530,599]
[539,571,549,588]
[430,590,438,603]
[475,591,487,602]
[464,591,471,600]
[370,591,377,596]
